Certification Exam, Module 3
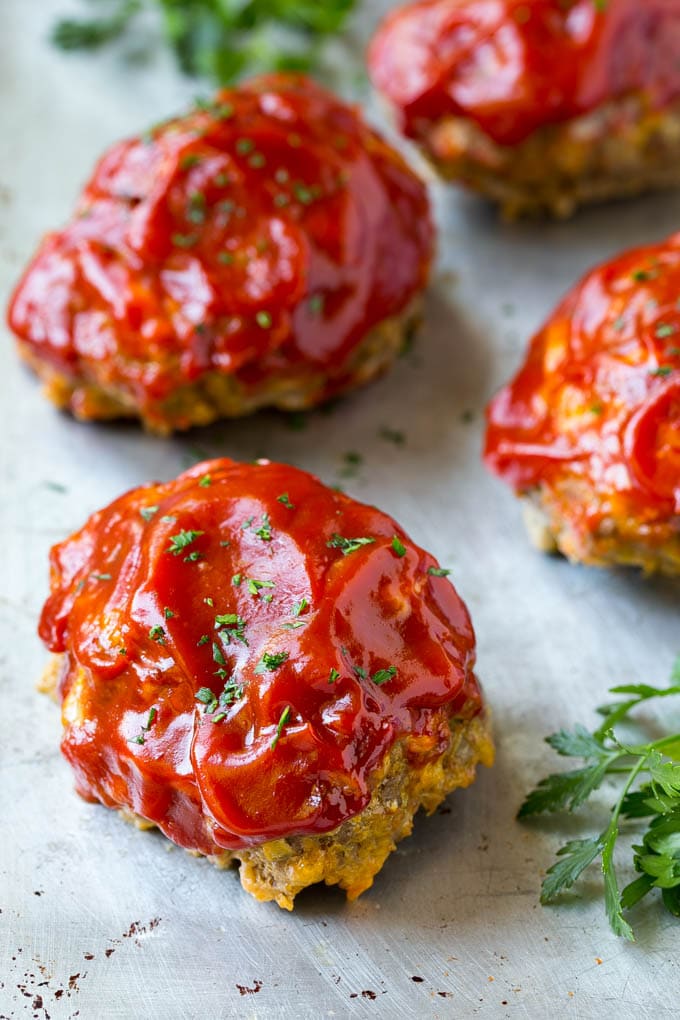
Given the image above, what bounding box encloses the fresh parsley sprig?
[52,0,358,85]
[519,658,680,939]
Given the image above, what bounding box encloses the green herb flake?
[235,137,254,155]
[427,566,451,577]
[163,607,174,619]
[187,190,207,224]
[91,572,112,581]
[232,573,242,587]
[391,536,406,558]
[217,251,235,265]
[149,625,166,644]
[379,426,405,446]
[180,154,201,172]
[372,666,397,686]
[256,310,272,329]
[292,598,308,618]
[171,232,199,248]
[271,705,291,749]
[655,323,676,339]
[167,529,204,555]
[247,577,275,596]
[277,492,295,509]
[255,651,289,675]
[130,706,158,745]
[650,366,673,377]
[140,505,159,522]
[212,641,226,666]
[327,534,376,556]
[328,668,340,684]
[254,513,272,541]
[198,474,212,487]
[197,634,210,646]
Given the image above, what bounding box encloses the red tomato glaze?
[40,459,483,851]
[8,75,432,415]
[369,0,680,146]
[485,233,680,521]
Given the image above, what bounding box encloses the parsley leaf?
[167,529,204,555]
[327,534,375,556]
[520,657,680,939]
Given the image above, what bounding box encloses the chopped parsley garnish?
[241,516,254,531]
[232,573,242,587]
[167,529,204,555]
[428,566,451,577]
[352,665,368,680]
[328,668,340,684]
[180,154,201,171]
[277,492,295,509]
[171,232,198,248]
[292,598,308,618]
[130,706,157,745]
[91,572,112,581]
[149,625,166,643]
[340,450,363,478]
[255,513,272,541]
[195,679,243,719]
[184,550,202,562]
[254,651,289,674]
[379,426,406,446]
[198,474,212,487]
[256,310,272,329]
[654,323,676,339]
[197,634,210,646]
[372,666,397,686]
[271,706,291,749]
[212,641,226,666]
[391,536,406,558]
[204,596,214,607]
[247,577,275,596]
[140,505,159,521]
[327,534,376,556]
[650,366,673,377]
[214,613,247,645]
[163,607,174,619]
[196,687,217,712]
[187,190,207,224]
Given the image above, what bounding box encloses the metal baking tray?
[1,1,678,1016]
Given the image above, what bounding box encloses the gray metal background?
[1,2,678,1017]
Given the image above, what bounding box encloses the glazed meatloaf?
[39,458,493,908]
[369,0,680,218]
[8,75,433,433]
[484,233,680,575]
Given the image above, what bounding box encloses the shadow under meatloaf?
[422,95,680,219]
[17,301,420,436]
[40,655,493,910]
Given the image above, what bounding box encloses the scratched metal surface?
[1,2,679,1018]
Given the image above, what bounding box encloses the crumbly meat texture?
[40,655,493,909]
[18,303,419,435]
[421,95,680,219]
[521,487,680,577]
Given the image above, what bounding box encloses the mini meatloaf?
[369,0,680,218]
[39,458,493,908]
[8,75,433,433]
[484,233,680,575]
